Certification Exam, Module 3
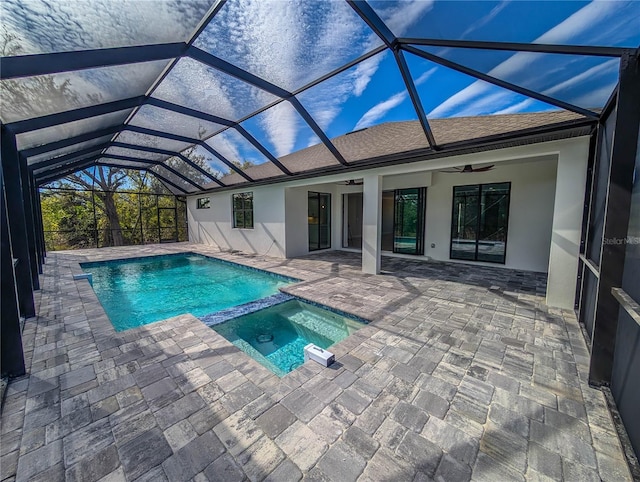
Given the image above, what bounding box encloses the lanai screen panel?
[1,0,214,55]
[404,52,563,123]
[296,50,427,153]
[0,61,170,123]
[176,145,232,181]
[151,164,198,194]
[240,101,330,159]
[368,1,640,47]
[33,150,104,175]
[193,0,382,92]
[415,47,621,112]
[15,110,133,151]
[115,130,195,156]
[104,146,169,162]
[2,0,636,189]
[150,57,280,122]
[205,129,279,180]
[98,160,153,170]
[27,135,114,166]
[128,105,227,141]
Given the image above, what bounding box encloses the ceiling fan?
[440,164,495,174]
[339,179,364,185]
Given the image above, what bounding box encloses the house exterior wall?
[187,137,590,308]
[425,158,557,272]
[188,185,286,257]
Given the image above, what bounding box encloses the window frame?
[196,197,210,209]
[232,192,254,229]
[449,182,511,264]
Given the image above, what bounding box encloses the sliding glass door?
[380,188,426,255]
[451,182,510,263]
[342,193,363,249]
[309,192,331,251]
[393,188,426,255]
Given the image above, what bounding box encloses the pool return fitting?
[304,344,335,367]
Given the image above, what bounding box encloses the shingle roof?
[218,110,589,186]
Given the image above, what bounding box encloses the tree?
[231,159,257,171]
[60,167,131,246]
[4,29,202,248]
[1,28,102,122]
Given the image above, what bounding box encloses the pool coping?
[80,250,302,284]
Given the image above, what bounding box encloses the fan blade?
[473,165,495,172]
[439,169,462,173]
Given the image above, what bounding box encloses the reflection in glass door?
[393,188,426,255]
[343,193,363,249]
[309,192,331,251]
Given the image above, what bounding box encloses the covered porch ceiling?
[1,0,639,194]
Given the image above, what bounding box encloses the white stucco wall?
[425,157,558,272]
[188,185,286,257]
[187,137,590,308]
[546,140,591,308]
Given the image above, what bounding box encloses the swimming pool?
[212,300,365,376]
[81,253,296,331]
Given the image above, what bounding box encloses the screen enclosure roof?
[1,0,639,194]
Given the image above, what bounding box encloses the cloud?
[206,130,242,163]
[260,102,300,157]
[415,67,438,86]
[1,0,211,55]
[355,91,408,130]
[459,1,511,39]
[492,98,536,115]
[428,1,632,118]
[352,66,436,129]
[193,0,377,157]
[1,59,167,123]
[189,0,440,155]
[151,57,278,122]
[535,0,625,44]
[351,1,436,97]
[378,0,435,39]
[544,58,618,96]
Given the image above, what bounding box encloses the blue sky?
[193,0,640,164]
[3,0,640,177]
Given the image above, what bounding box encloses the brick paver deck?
[0,243,631,481]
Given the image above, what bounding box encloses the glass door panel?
[309,192,330,251]
[451,183,510,263]
[343,193,363,249]
[451,185,480,260]
[381,191,395,251]
[393,188,426,255]
[477,183,510,263]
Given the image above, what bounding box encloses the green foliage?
[40,170,188,251]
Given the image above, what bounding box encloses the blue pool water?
[212,300,365,376]
[81,253,295,331]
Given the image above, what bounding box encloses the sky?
[3,0,640,181]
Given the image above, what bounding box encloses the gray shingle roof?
[218,110,587,186]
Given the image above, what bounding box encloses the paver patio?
[0,243,632,481]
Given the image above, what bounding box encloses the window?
[196,197,210,209]
[451,182,510,263]
[232,192,253,228]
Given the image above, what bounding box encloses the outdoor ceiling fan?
[339,179,364,185]
[439,164,495,173]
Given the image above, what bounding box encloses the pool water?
[81,253,294,331]
[212,300,364,376]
